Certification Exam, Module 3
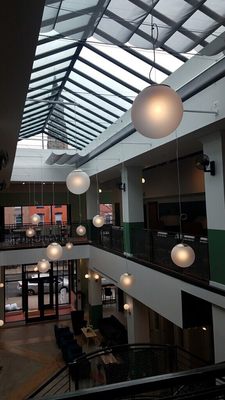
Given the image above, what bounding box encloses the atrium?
[1,0,225,398]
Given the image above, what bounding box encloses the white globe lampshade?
[123,303,130,311]
[26,227,35,238]
[37,259,50,273]
[76,225,86,236]
[171,243,195,268]
[120,273,135,288]
[33,265,38,272]
[66,242,73,250]
[66,169,90,195]
[46,242,63,261]
[0,282,4,288]
[131,84,183,139]
[92,215,104,228]
[30,214,41,224]
[0,320,4,327]
[84,273,90,279]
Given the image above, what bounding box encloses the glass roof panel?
[18,0,225,149]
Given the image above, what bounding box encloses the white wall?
[0,245,90,267]
[90,246,225,329]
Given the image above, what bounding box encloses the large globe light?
[46,242,63,261]
[65,242,73,250]
[30,213,41,224]
[171,243,195,268]
[66,169,90,195]
[131,85,183,139]
[92,215,104,228]
[26,227,35,238]
[120,273,135,288]
[38,259,50,273]
[76,225,86,236]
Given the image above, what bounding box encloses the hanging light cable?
[46,181,62,260]
[76,194,86,236]
[92,173,104,228]
[120,256,135,288]
[171,134,195,268]
[131,2,183,139]
[30,181,40,225]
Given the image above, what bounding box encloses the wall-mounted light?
[202,326,207,331]
[65,242,73,250]
[195,154,215,176]
[94,273,100,282]
[0,283,4,288]
[123,303,131,314]
[84,273,90,279]
[118,182,126,191]
[98,188,102,193]
[0,320,4,327]
[141,178,145,184]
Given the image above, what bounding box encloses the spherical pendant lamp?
[46,242,63,261]
[65,242,73,250]
[30,213,41,224]
[26,227,35,238]
[120,272,135,288]
[66,169,90,195]
[76,225,86,236]
[92,215,104,228]
[37,259,50,273]
[131,84,183,139]
[33,265,38,272]
[171,243,195,268]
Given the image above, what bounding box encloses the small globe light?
[46,242,63,261]
[92,215,104,228]
[131,84,183,139]
[38,259,50,273]
[66,242,73,250]
[30,214,41,224]
[94,273,100,281]
[26,227,35,238]
[123,303,130,311]
[66,169,90,195]
[84,273,90,279]
[0,283,4,288]
[120,273,135,288]
[33,265,38,272]
[0,320,4,327]
[141,177,145,184]
[171,243,195,268]
[76,225,86,236]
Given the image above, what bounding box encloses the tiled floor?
[0,303,126,400]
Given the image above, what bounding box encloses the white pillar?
[121,165,144,255]
[125,294,150,343]
[212,305,225,363]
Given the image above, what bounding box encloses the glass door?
[24,266,58,323]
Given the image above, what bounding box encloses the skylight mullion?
[28,77,63,94]
[47,123,88,147]
[20,123,44,135]
[44,128,81,149]
[51,109,98,139]
[32,55,72,74]
[60,93,113,125]
[21,114,48,128]
[52,108,100,136]
[30,66,68,84]
[64,86,119,119]
[72,67,133,104]
[35,41,78,61]
[67,77,127,113]
[58,103,107,130]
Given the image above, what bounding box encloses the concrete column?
[121,166,144,255]
[0,267,4,325]
[212,305,225,362]
[201,131,225,286]
[125,294,150,343]
[88,269,102,329]
[86,180,97,239]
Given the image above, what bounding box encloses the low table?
[81,327,97,347]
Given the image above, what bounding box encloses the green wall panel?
[208,229,225,284]
[89,304,103,329]
[123,222,144,254]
